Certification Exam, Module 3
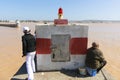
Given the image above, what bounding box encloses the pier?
[11,66,115,80]
[0,21,20,27]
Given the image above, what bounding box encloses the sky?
[0,0,120,20]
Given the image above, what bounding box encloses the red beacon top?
[58,7,63,14]
[54,7,68,25]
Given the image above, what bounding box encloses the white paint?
[36,25,88,38]
[36,54,86,71]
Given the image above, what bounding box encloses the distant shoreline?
[0,20,120,23]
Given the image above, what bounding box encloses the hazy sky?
[0,0,120,20]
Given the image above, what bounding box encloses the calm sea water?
[0,22,120,80]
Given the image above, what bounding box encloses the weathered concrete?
[11,70,115,80]
[11,63,115,80]
[35,25,88,71]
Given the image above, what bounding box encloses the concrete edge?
[101,69,116,80]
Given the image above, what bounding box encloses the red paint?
[36,38,87,54]
[54,19,68,25]
[70,38,88,54]
[36,38,51,54]
[58,7,63,14]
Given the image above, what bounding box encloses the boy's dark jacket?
[22,33,36,56]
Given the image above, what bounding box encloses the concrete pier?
[11,66,115,80]
[0,22,20,27]
[0,23,17,27]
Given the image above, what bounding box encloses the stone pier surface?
[11,64,115,80]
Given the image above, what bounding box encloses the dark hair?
[92,42,99,48]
